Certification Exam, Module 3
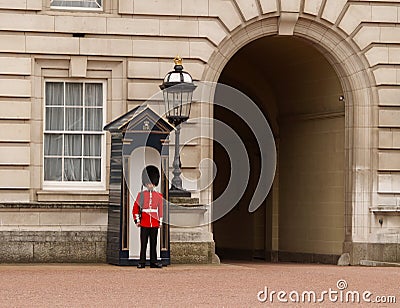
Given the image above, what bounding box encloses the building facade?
[0,0,400,264]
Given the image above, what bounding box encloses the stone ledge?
[0,203,108,209]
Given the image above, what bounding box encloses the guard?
[133,165,164,269]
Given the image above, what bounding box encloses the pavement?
[0,262,399,307]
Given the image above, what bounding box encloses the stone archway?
[204,16,376,263]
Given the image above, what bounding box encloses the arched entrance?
[213,36,345,262]
[206,17,375,264]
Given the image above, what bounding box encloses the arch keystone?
[278,12,299,35]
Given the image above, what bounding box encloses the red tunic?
[132,190,163,228]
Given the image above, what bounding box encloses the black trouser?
[139,227,158,264]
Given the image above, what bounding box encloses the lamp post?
[160,57,196,197]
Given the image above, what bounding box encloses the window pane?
[44,134,63,156]
[85,108,102,131]
[83,158,101,181]
[64,158,82,181]
[64,134,82,156]
[84,135,101,156]
[66,83,83,106]
[44,158,62,181]
[46,82,64,106]
[85,84,103,106]
[45,107,64,131]
[51,0,102,8]
[65,108,83,131]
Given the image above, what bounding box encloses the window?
[50,0,102,10]
[44,81,105,188]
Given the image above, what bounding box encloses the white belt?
[142,209,158,213]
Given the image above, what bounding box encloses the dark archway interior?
[213,36,345,262]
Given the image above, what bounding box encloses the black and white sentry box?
[104,106,174,266]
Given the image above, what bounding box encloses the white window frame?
[43,80,107,191]
[50,0,103,11]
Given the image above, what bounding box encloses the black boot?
[137,263,145,269]
[150,262,162,268]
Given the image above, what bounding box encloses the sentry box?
[104,106,174,266]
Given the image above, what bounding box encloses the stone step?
[360,260,400,267]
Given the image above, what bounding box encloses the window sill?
[37,190,109,202]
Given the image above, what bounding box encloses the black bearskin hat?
[141,165,160,186]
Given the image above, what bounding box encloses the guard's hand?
[136,222,140,227]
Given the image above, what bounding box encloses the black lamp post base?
[169,187,191,198]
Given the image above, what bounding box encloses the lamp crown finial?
[174,56,183,66]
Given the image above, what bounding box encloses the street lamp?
[160,56,197,197]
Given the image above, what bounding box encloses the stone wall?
[0,204,107,262]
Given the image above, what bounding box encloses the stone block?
[55,16,107,34]
[367,243,384,261]
[373,67,398,85]
[128,60,160,79]
[383,243,397,262]
[0,101,30,119]
[189,40,214,63]
[80,37,132,57]
[259,0,278,14]
[0,242,33,263]
[160,19,198,37]
[365,46,389,66]
[127,81,160,101]
[0,57,31,75]
[33,242,95,262]
[379,109,400,127]
[0,212,39,226]
[39,212,81,226]
[0,13,53,32]
[378,174,393,193]
[339,4,371,35]
[26,36,79,55]
[0,170,29,189]
[352,242,367,265]
[80,211,108,226]
[118,0,133,14]
[0,79,30,97]
[0,124,30,142]
[378,88,400,106]
[26,0,42,10]
[379,151,400,171]
[353,26,380,49]
[381,27,400,44]
[304,0,323,16]
[372,5,397,23]
[322,0,347,24]
[170,242,216,264]
[0,0,26,10]
[69,56,87,78]
[182,0,209,16]
[106,17,159,36]
[0,34,25,53]
[209,0,242,31]
[281,0,301,12]
[389,47,400,64]
[133,0,181,15]
[0,191,30,202]
[132,39,190,58]
[0,146,30,165]
[235,0,259,20]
